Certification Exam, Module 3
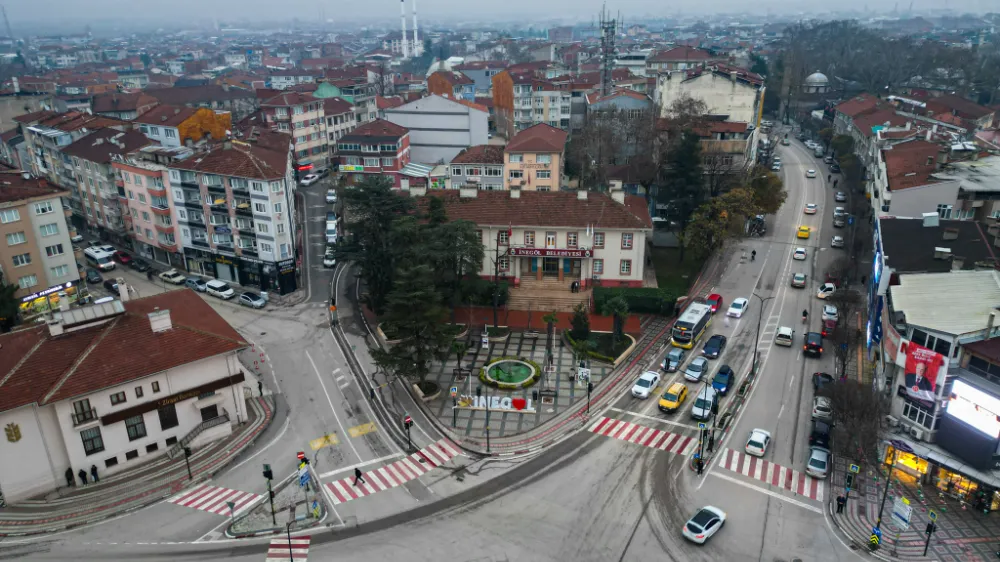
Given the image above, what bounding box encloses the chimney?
[577,190,588,200]
[922,212,939,227]
[116,278,130,302]
[148,308,172,332]
[933,247,952,259]
[510,187,521,199]
[161,115,167,122]
[943,227,959,240]
[989,311,998,335]
[610,189,625,204]
[730,70,738,82]
[926,130,932,141]
[12,76,19,94]
[174,108,180,114]
[21,171,29,180]
[221,83,230,92]
[459,187,477,198]
[951,255,965,270]
[47,319,64,337]
[905,121,911,130]
[412,0,420,57]
[223,140,232,150]
[400,0,409,58]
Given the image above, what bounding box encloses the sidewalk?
[0,397,275,537]
[829,457,1000,560]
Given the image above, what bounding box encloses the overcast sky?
[5,0,993,27]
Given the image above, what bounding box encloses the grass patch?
[591,332,631,358]
[651,246,701,296]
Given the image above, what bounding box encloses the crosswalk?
[167,484,261,516]
[717,448,825,501]
[266,536,310,561]
[588,416,697,456]
[324,439,460,505]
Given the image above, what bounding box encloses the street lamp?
[750,292,775,376]
[875,439,914,530]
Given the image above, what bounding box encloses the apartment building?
[323,97,357,156]
[134,105,232,149]
[656,64,765,125]
[383,95,488,164]
[169,137,298,294]
[0,171,78,302]
[314,79,377,124]
[453,61,508,94]
[91,92,159,121]
[449,144,505,190]
[145,85,259,121]
[491,71,571,139]
[504,123,567,191]
[16,110,126,192]
[269,69,317,90]
[646,46,725,74]
[427,71,476,102]
[335,119,411,188]
[260,92,328,172]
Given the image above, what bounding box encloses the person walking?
[90,464,99,483]
[836,494,846,514]
[77,469,88,486]
[65,467,75,488]
[257,380,263,397]
[353,468,366,486]
[696,458,704,475]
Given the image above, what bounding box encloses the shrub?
[593,287,676,315]
[462,277,509,306]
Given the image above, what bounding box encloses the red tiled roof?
[376,95,405,110]
[261,91,318,107]
[453,60,509,71]
[132,104,198,127]
[13,110,58,124]
[420,190,652,230]
[172,140,288,180]
[835,93,880,118]
[883,140,942,191]
[450,144,505,165]
[506,123,568,153]
[91,92,159,114]
[323,96,353,115]
[648,46,715,62]
[853,109,909,137]
[0,290,246,411]
[692,121,749,136]
[61,129,152,164]
[430,70,474,85]
[590,88,650,104]
[0,171,68,204]
[341,118,408,142]
[930,93,994,120]
[453,97,489,113]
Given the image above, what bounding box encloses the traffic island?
[227,466,327,538]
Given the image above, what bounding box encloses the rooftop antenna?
[598,4,619,97]
[1,5,13,42]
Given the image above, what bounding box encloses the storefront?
[277,258,297,294]
[238,256,265,289]
[184,247,216,277]
[19,280,84,319]
[883,440,1000,513]
[214,255,237,283]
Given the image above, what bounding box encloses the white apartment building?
[261,92,328,171]
[657,65,765,125]
[512,79,571,132]
[384,95,489,164]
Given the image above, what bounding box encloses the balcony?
[206,183,226,194]
[154,222,173,234]
[183,200,204,211]
[235,205,253,217]
[71,408,99,428]
[187,214,205,226]
[159,241,179,253]
[151,204,171,217]
[179,180,198,189]
[147,185,167,197]
[231,185,250,196]
[216,244,234,254]
[191,238,210,248]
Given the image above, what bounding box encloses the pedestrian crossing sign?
[849,464,860,473]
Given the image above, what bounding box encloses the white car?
[812,396,833,421]
[806,447,830,479]
[822,305,839,322]
[793,247,807,261]
[299,174,320,186]
[323,249,337,268]
[817,283,836,299]
[631,371,661,399]
[726,297,748,318]
[831,235,845,248]
[684,356,708,382]
[745,428,771,457]
[805,169,817,178]
[771,162,781,172]
[682,506,727,544]
[205,279,236,299]
[325,189,337,204]
[70,233,85,243]
[804,203,817,215]
[158,269,186,285]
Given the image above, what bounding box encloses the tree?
[658,130,705,262]
[369,56,393,97]
[682,187,755,259]
[745,166,788,215]
[140,53,152,69]
[570,302,590,342]
[421,198,485,323]
[831,135,855,159]
[0,273,18,333]
[542,310,559,367]
[750,54,768,77]
[818,128,834,150]
[826,289,863,380]
[820,381,886,474]
[600,294,629,345]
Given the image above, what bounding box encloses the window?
[254,202,267,213]
[18,274,37,289]
[620,259,632,275]
[382,157,394,167]
[34,201,53,215]
[81,427,105,455]
[485,167,503,177]
[6,231,25,246]
[524,231,535,247]
[138,194,147,203]
[12,253,30,267]
[594,232,605,248]
[280,244,290,259]
[260,242,273,253]
[451,166,462,176]
[498,230,509,245]
[510,154,523,163]
[499,256,509,271]
[45,244,64,257]
[276,223,285,234]
[141,212,150,222]
[51,264,70,278]
[164,129,176,139]
[364,158,379,167]
[509,170,523,179]
[258,222,269,234]
[165,436,178,446]
[104,457,119,468]
[909,329,952,358]
[593,259,604,275]
[127,190,134,200]
[125,414,147,441]
[621,233,633,249]
[537,154,551,164]
[135,386,144,398]
[567,232,578,248]
[133,175,142,187]
[273,202,282,213]
[39,223,59,237]
[545,232,556,248]
[158,403,179,430]
[146,443,159,453]
[0,208,19,223]
[271,182,283,193]
[251,181,265,193]
[536,170,551,179]
[125,449,139,461]
[937,204,953,219]
[902,400,938,430]
[110,391,126,406]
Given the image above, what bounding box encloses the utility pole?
[403,414,413,452]
[751,293,774,376]
[263,463,276,526]
[876,440,913,530]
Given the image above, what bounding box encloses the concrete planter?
[485,326,510,343]
[449,324,469,340]
[412,382,441,402]
[376,323,403,347]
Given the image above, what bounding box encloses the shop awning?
[889,437,1000,488]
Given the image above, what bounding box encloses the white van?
[691,386,718,421]
[205,280,236,300]
[325,222,338,244]
[775,326,794,347]
[84,247,116,271]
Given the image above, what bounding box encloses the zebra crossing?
[266,536,310,561]
[324,439,460,505]
[167,484,261,516]
[588,416,697,456]
[717,448,825,501]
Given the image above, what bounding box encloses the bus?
[671,302,713,349]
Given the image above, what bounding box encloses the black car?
[702,334,727,359]
[130,259,151,272]
[830,163,841,173]
[813,372,835,391]
[809,419,832,448]
[712,365,735,395]
[86,268,103,284]
[103,279,119,294]
[803,332,823,357]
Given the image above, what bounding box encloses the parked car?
[822,305,839,322]
[185,277,208,292]
[812,396,834,421]
[771,162,781,172]
[813,372,835,391]
[806,447,831,478]
[658,382,688,413]
[817,283,836,299]
[70,233,85,243]
[833,216,846,228]
[712,365,734,395]
[323,248,337,268]
[682,506,727,544]
[830,163,841,173]
[835,191,847,202]
[684,356,708,382]
[662,347,686,372]
[239,291,266,309]
[113,251,133,266]
[300,174,320,186]
[745,428,771,457]
[158,269,187,285]
[325,189,337,204]
[631,371,661,399]
[702,334,727,359]
[205,279,235,299]
[809,420,832,448]
[130,259,151,272]
[705,293,724,313]
[823,155,834,164]
[103,279,119,294]
[727,297,748,318]
[791,273,807,288]
[86,268,103,284]
[831,236,845,248]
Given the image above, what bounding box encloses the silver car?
[682,506,727,544]
[684,356,708,382]
[811,396,833,421]
[806,447,830,479]
[239,292,266,309]
[831,235,845,248]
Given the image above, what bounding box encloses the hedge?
[565,332,617,364]
[593,287,676,315]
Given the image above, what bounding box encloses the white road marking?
[709,471,823,514]
[777,404,785,419]
[608,407,701,431]
[306,350,362,462]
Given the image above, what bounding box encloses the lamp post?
[875,439,914,530]
[491,227,512,329]
[750,292,775,375]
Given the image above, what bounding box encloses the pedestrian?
[90,464,99,483]
[836,494,846,514]
[696,458,704,475]
[724,315,731,328]
[258,380,263,396]
[353,467,366,486]
[77,469,88,486]
[827,174,831,182]
[65,467,74,488]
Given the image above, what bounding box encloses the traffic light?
[183,447,192,457]
[846,473,855,489]
[263,463,273,480]
[926,522,936,534]
[403,415,413,429]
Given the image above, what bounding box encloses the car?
[782,138,790,145]
[771,163,781,171]
[817,283,836,299]
[299,173,320,186]
[804,332,824,357]
[823,155,834,164]
[805,140,818,149]
[805,169,817,178]
[705,293,723,314]
[831,235,845,248]
[325,189,337,204]
[158,269,187,285]
[98,244,115,254]
[835,191,847,202]
[812,396,833,421]
[205,279,236,299]
[804,203,818,214]
[682,506,727,544]
[130,259,151,272]
[830,163,841,173]
[86,268,103,284]
[661,347,686,372]
[775,326,794,347]
[797,225,810,239]
[323,248,337,268]
[103,279,119,294]
[813,372,834,391]
[239,291,266,309]
[658,382,688,413]
[631,371,661,399]
[772,155,781,164]
[793,247,807,261]
[684,356,708,382]
[113,251,132,266]
[70,233,85,243]
[315,168,330,178]
[822,305,839,322]
[727,297,748,318]
[809,420,832,448]
[806,447,831,479]
[185,277,208,292]
[712,365,734,395]
[702,334,727,359]
[745,428,771,457]
[691,386,718,421]
[833,206,846,218]
[791,273,807,288]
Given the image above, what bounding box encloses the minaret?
[412,0,420,57]
[400,0,409,58]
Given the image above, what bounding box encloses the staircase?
[507,276,591,313]
[166,409,230,459]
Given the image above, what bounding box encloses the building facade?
[335,119,411,188]
[134,106,232,149]
[260,92,328,172]
[449,144,505,190]
[503,123,567,191]
[656,66,765,126]
[384,95,488,165]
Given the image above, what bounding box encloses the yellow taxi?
[797,226,811,239]
[658,382,688,413]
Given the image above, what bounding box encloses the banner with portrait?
[904,342,944,402]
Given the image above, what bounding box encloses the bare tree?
[821,381,886,474]
[827,288,863,380]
